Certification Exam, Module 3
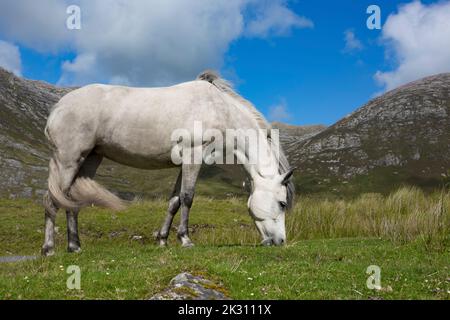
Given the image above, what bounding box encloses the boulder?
[150,272,230,300]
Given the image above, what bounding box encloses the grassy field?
[0,187,449,300]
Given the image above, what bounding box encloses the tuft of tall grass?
[120,187,448,250]
[287,187,449,249]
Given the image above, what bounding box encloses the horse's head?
[247,168,295,246]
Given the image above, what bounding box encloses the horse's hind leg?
[157,170,182,246]
[42,156,81,256]
[177,163,201,248]
[66,152,103,253]
[42,192,59,256]
[66,210,81,252]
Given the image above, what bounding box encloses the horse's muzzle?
[261,237,286,246]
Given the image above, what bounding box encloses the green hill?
[1,68,449,199]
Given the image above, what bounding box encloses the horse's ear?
[280,167,296,185]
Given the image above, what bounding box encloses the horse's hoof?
[181,241,195,248]
[155,231,169,247]
[41,246,55,257]
[178,234,194,248]
[67,246,82,253]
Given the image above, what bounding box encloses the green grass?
[294,167,448,198]
[0,188,449,300]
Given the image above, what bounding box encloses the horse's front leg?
[66,210,81,253]
[177,163,201,247]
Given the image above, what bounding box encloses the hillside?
[0,68,244,199]
[290,73,450,194]
[0,69,71,198]
[272,122,326,158]
[0,68,449,199]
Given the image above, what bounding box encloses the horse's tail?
[47,157,81,211]
[47,157,126,211]
[70,177,126,211]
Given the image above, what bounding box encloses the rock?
[379,285,393,293]
[149,272,231,300]
[0,255,37,263]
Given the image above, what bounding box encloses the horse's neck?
[245,131,279,179]
[229,105,280,178]
[257,142,279,177]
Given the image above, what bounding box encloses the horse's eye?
[279,201,287,209]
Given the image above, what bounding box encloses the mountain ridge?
[0,67,449,198]
[289,73,450,194]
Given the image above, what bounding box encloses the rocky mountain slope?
[0,68,249,199]
[0,67,449,199]
[272,122,326,158]
[289,73,450,194]
[0,69,71,198]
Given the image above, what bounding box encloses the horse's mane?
[197,70,269,130]
[197,70,295,209]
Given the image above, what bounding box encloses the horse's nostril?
[272,238,285,246]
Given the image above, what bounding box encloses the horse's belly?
[95,144,176,170]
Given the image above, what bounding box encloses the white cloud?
[0,0,73,53]
[268,100,292,122]
[342,29,363,53]
[245,0,313,37]
[0,40,22,76]
[58,53,98,85]
[375,1,450,91]
[0,0,312,86]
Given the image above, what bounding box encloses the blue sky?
[1,0,449,126]
[225,0,439,125]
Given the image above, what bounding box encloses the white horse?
[42,70,295,256]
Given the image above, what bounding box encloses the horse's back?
[54,80,219,114]
[46,80,233,168]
